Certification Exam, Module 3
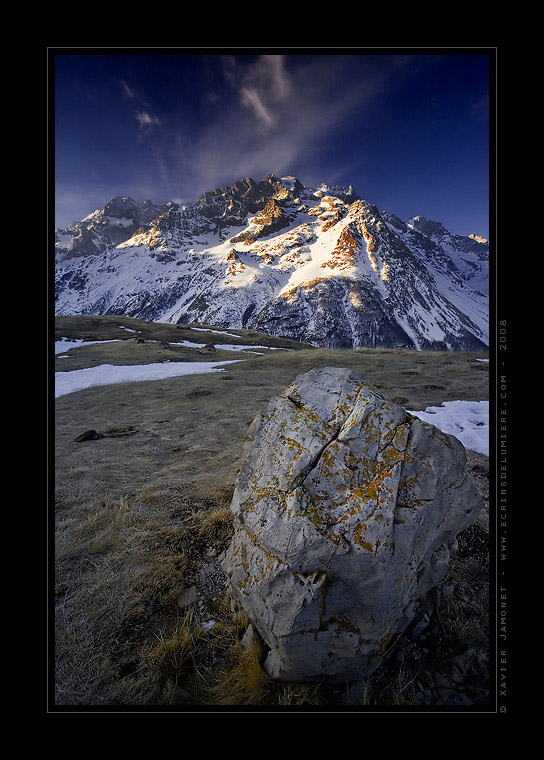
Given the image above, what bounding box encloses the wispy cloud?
[223,54,292,133]
[136,110,161,137]
[166,54,388,194]
[117,78,137,100]
[115,78,161,138]
[240,87,276,130]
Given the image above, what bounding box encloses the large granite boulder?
[221,367,484,684]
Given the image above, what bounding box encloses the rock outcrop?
[222,367,484,684]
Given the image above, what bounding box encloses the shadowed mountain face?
[55,175,489,350]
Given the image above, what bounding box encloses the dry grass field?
[51,315,490,710]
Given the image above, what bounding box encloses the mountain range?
[54,174,489,350]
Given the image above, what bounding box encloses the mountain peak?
[103,196,140,218]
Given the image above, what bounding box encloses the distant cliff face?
[55,175,489,350]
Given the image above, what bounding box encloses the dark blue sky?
[53,50,491,238]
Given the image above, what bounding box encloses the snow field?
[408,400,489,456]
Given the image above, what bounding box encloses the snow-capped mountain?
[54,174,489,350]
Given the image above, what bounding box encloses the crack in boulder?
[287,428,341,493]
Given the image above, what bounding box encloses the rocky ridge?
[55,175,489,351]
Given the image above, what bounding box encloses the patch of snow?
[189,327,241,338]
[280,177,298,189]
[106,216,133,227]
[55,338,121,355]
[55,360,241,398]
[408,400,489,456]
[171,340,208,348]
